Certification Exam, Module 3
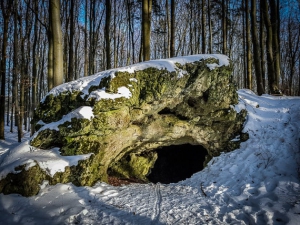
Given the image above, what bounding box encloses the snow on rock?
[0,140,92,179]
[32,106,94,135]
[87,86,132,101]
[43,54,229,101]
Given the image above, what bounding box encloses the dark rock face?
[0,55,247,196]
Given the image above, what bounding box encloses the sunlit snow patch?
[88,86,132,101]
[32,106,94,139]
[0,141,92,179]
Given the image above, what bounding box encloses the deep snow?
[0,89,299,224]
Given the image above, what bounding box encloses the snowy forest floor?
[0,89,300,225]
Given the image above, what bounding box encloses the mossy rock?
[1,55,248,196]
[0,164,46,197]
[108,151,158,181]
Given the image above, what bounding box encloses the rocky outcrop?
[0,54,247,196]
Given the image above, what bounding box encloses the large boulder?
[0,54,247,196]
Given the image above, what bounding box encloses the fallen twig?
[200,182,207,197]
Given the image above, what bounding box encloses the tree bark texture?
[250,0,265,95]
[245,0,252,90]
[142,0,152,61]
[0,1,13,140]
[50,0,64,87]
[68,0,75,81]
[31,0,39,135]
[84,0,88,76]
[260,0,266,88]
[269,0,280,93]
[208,0,212,53]
[201,0,206,53]
[170,0,175,57]
[261,0,277,94]
[105,0,111,69]
[222,0,227,54]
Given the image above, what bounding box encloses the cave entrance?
[147,144,208,184]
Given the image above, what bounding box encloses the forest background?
[0,0,299,142]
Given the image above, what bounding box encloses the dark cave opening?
[147,144,208,184]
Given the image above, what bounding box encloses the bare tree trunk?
[126,0,132,65]
[48,34,54,90]
[74,33,80,80]
[246,0,252,90]
[50,0,64,87]
[201,0,206,53]
[126,0,134,64]
[189,0,193,55]
[208,0,212,53]
[68,0,75,81]
[88,0,101,74]
[48,2,54,91]
[113,0,117,67]
[222,0,227,54]
[84,0,88,76]
[165,0,170,58]
[195,1,201,53]
[7,46,11,127]
[23,4,32,133]
[12,0,19,135]
[89,0,94,74]
[139,41,143,62]
[31,0,38,135]
[142,0,152,61]
[287,17,300,95]
[251,0,265,95]
[261,0,276,94]
[0,40,6,137]
[105,0,111,69]
[269,0,281,93]
[39,43,46,100]
[130,3,135,63]
[260,0,266,88]
[0,1,13,139]
[242,0,247,88]
[170,0,175,57]
[19,15,26,141]
[63,0,69,81]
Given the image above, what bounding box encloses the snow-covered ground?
[0,89,299,225]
